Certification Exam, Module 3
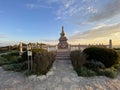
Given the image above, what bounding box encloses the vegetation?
[0,51,20,66]
[70,50,87,68]
[0,48,56,76]
[0,51,28,72]
[33,51,56,75]
[70,47,120,78]
[83,47,119,68]
[2,61,28,72]
[75,67,96,77]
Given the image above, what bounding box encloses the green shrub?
[20,61,28,71]
[75,66,117,78]
[0,56,8,61]
[94,68,118,78]
[0,58,9,66]
[21,51,27,60]
[0,52,19,65]
[85,60,105,70]
[9,51,19,56]
[83,47,119,67]
[70,50,87,68]
[3,65,15,71]
[75,67,96,77]
[104,69,116,78]
[3,61,28,72]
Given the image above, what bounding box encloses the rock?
[46,71,54,76]
[52,66,56,70]
[37,75,46,81]
[28,75,37,80]
[62,77,71,83]
[55,85,63,90]
[71,77,79,82]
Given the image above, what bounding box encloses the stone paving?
[1,60,120,90]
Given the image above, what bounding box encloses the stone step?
[57,52,70,54]
[56,56,70,58]
[57,51,69,53]
[57,53,70,55]
[56,57,70,60]
[56,54,70,56]
[56,55,70,57]
[56,50,70,60]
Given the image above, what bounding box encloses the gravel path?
[0,60,120,90]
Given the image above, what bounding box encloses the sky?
[0,0,120,46]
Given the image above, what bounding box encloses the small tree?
[83,47,119,68]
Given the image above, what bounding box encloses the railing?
[19,43,110,56]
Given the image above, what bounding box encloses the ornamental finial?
[62,26,64,33]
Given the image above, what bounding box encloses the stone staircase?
[56,49,70,60]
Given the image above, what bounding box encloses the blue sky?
[0,0,120,46]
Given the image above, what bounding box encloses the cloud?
[54,0,120,24]
[25,0,120,24]
[26,3,52,9]
[88,0,120,22]
[26,0,97,20]
[69,23,120,44]
[55,0,96,20]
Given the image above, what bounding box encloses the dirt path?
[0,60,120,90]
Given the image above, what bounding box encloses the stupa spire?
[62,26,64,33]
[61,26,65,36]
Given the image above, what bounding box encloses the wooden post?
[31,52,33,71]
[27,45,32,72]
[27,45,29,71]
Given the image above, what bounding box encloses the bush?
[104,69,117,78]
[21,51,27,61]
[0,57,9,65]
[33,51,56,74]
[75,67,96,77]
[0,60,7,66]
[9,51,19,56]
[0,52,19,65]
[70,50,87,68]
[95,68,118,78]
[3,65,15,71]
[83,47,119,68]
[2,61,28,72]
[85,60,105,70]
[75,66,118,78]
